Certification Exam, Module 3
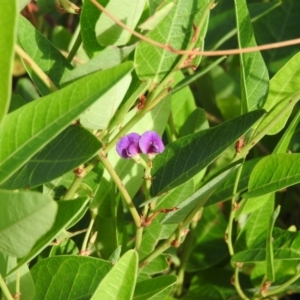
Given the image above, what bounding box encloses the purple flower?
[139,131,165,157]
[116,133,141,159]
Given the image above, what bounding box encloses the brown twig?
[90,0,300,57]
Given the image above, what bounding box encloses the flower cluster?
[116,131,165,160]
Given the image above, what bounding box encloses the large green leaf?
[0,190,57,257]
[11,197,89,274]
[91,250,138,300]
[133,275,177,300]
[31,256,112,300]
[234,0,269,113]
[0,0,17,124]
[135,0,210,83]
[242,153,300,199]
[232,228,300,263]
[0,126,102,189]
[256,52,300,135]
[151,109,265,196]
[95,0,146,46]
[17,16,73,95]
[0,62,133,185]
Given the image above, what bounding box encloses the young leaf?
[135,0,210,83]
[256,51,300,135]
[0,0,17,125]
[243,153,300,199]
[151,109,265,196]
[0,125,102,189]
[17,16,73,95]
[265,205,280,282]
[234,0,269,113]
[31,256,112,300]
[95,0,146,46]
[0,62,133,185]
[0,190,57,258]
[91,250,138,300]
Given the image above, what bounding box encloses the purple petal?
[116,133,141,159]
[139,131,165,155]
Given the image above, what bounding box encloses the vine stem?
[15,44,58,92]
[67,29,82,63]
[63,157,100,200]
[263,271,300,297]
[98,150,143,250]
[90,0,300,57]
[234,267,250,300]
[80,209,97,254]
[0,274,14,300]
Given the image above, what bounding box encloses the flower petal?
[139,131,165,155]
[116,133,141,159]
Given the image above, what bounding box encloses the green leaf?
[17,16,73,95]
[253,0,300,74]
[0,0,17,124]
[183,268,238,300]
[133,275,177,300]
[15,77,39,102]
[139,2,175,31]
[31,256,112,300]
[139,181,194,260]
[80,72,132,129]
[135,0,210,83]
[232,228,300,263]
[235,194,274,253]
[80,0,105,56]
[205,157,261,207]
[256,51,300,135]
[273,109,300,154]
[0,62,133,185]
[61,45,136,85]
[0,126,102,189]
[243,153,300,198]
[96,0,146,46]
[91,250,138,300]
[152,109,265,196]
[11,197,89,275]
[161,163,241,224]
[265,205,280,282]
[0,190,57,257]
[5,256,35,300]
[206,1,281,51]
[235,0,269,113]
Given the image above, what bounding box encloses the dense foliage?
[1,0,300,299]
